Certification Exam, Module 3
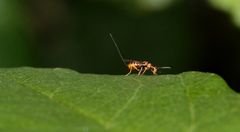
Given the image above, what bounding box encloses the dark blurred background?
[0,0,239,91]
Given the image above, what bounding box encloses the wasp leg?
[137,67,143,76]
[126,65,140,76]
[132,65,140,71]
[125,67,133,76]
[141,67,148,75]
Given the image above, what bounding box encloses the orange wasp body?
[109,33,171,76]
[124,60,159,76]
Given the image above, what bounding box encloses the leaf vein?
[105,78,143,129]
[179,76,196,132]
[9,76,108,130]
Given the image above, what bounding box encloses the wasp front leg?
[126,63,140,76]
[125,67,133,76]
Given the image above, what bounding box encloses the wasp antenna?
[109,33,127,66]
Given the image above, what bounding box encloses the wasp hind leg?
[141,67,148,75]
[138,67,143,76]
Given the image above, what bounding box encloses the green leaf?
[0,67,240,132]
[209,0,240,28]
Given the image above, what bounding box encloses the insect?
[109,33,171,76]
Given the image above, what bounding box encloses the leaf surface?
[0,68,240,132]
